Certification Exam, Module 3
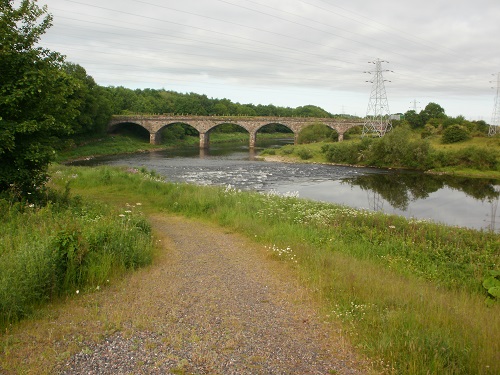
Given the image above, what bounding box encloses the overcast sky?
[35,0,500,120]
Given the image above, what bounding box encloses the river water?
[74,142,500,232]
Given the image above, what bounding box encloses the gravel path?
[59,215,371,374]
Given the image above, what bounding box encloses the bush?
[259,148,276,156]
[442,125,471,144]
[296,148,313,160]
[297,124,337,144]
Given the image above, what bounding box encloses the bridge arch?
[109,121,151,141]
[154,122,200,144]
[108,115,364,148]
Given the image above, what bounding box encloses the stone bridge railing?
[108,115,364,148]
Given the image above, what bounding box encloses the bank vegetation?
[1,166,498,374]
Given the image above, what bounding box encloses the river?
[73,142,500,232]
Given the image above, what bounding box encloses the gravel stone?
[58,215,371,374]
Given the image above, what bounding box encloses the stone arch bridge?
[108,115,364,149]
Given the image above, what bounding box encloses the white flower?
[76,290,79,294]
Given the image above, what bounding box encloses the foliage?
[483,270,500,303]
[296,148,313,160]
[404,109,425,129]
[420,102,446,123]
[0,1,112,198]
[62,63,114,136]
[0,186,153,328]
[442,124,471,143]
[431,146,500,171]
[103,86,339,118]
[0,1,77,196]
[321,125,432,169]
[297,123,337,144]
[421,124,436,138]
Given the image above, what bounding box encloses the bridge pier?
[249,131,257,148]
[338,132,344,142]
[150,132,160,145]
[200,132,210,149]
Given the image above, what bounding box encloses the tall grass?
[0,188,154,328]
[48,165,500,374]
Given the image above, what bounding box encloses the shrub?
[260,148,276,156]
[442,125,471,144]
[421,124,436,139]
[296,148,313,160]
[297,124,337,144]
[281,145,295,155]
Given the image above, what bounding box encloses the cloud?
[38,0,500,119]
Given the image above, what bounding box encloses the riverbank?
[56,132,294,163]
[258,133,500,179]
[2,166,497,374]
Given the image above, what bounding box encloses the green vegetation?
[297,123,338,143]
[0,1,113,197]
[442,124,471,144]
[262,124,500,178]
[55,134,165,162]
[28,165,497,375]
[0,185,153,328]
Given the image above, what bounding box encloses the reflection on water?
[344,172,500,232]
[72,143,500,232]
[345,172,500,210]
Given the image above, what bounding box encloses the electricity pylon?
[489,72,500,136]
[362,59,392,137]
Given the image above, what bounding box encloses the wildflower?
[76,290,79,294]
[136,203,142,206]
[124,210,132,213]
[119,214,125,217]
[389,225,396,229]
[96,286,100,290]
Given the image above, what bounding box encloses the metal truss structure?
[489,72,500,136]
[362,59,392,137]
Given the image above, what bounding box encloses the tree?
[421,102,446,123]
[404,110,425,129]
[0,0,81,197]
[63,63,113,135]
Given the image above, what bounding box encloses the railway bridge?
[108,115,363,149]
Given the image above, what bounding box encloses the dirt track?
[57,214,371,374]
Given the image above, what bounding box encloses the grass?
[0,183,154,329]
[10,165,495,374]
[55,134,164,162]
